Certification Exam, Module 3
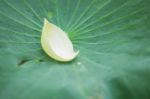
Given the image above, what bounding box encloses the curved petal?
[41,19,79,62]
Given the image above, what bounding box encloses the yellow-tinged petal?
[41,19,79,62]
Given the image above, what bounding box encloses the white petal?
[41,19,79,62]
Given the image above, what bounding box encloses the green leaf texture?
[0,0,150,99]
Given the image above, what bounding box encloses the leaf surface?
[0,0,150,99]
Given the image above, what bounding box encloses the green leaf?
[0,0,150,99]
